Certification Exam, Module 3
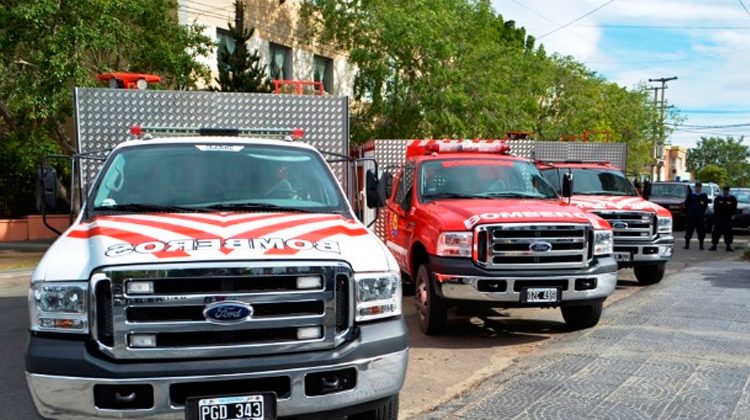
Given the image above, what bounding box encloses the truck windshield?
[650,183,688,198]
[541,168,637,196]
[90,143,348,214]
[419,159,558,201]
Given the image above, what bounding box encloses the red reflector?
[130,125,142,136]
[291,128,305,139]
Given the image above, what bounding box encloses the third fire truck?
[538,161,674,284]
[376,139,618,335]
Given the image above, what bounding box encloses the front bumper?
[26,319,408,419]
[430,255,617,305]
[613,235,673,267]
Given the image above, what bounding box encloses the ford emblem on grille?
[529,241,553,252]
[613,221,628,229]
[203,301,254,325]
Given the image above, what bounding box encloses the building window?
[269,43,292,80]
[313,55,334,93]
[216,29,235,72]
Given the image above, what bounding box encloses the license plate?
[522,287,560,303]
[186,393,276,420]
[613,252,632,262]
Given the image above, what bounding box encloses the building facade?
[660,145,690,182]
[178,0,356,96]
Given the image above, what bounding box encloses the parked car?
[733,188,750,229]
[707,187,750,232]
[647,182,691,228]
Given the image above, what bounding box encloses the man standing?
[710,186,738,252]
[684,182,709,250]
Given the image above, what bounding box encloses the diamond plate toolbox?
[74,88,349,192]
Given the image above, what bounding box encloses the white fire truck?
[25,89,405,419]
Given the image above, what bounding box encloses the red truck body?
[376,140,619,334]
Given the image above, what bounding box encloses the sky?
[490,0,750,149]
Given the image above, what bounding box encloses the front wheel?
[634,263,665,285]
[414,264,448,335]
[561,301,603,330]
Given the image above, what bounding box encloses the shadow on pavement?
[702,268,750,289]
[405,306,559,350]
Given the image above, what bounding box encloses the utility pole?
[648,76,677,181]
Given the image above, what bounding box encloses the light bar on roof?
[129,125,304,140]
[406,139,510,158]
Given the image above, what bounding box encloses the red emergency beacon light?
[406,139,511,158]
[97,72,161,90]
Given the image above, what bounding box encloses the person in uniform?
[683,182,709,250]
[710,186,738,251]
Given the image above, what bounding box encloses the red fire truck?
[537,161,674,285]
[376,139,618,335]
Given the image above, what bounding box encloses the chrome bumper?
[614,235,674,265]
[437,271,617,303]
[26,350,407,419]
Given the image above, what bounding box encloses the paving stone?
[420,262,750,420]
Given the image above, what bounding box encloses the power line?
[739,0,750,18]
[668,122,750,129]
[537,24,750,30]
[505,0,602,51]
[538,0,617,40]
[676,109,750,114]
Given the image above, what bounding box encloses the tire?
[634,263,665,285]
[561,301,603,330]
[414,264,447,335]
[350,395,399,420]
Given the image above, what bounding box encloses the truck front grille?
[592,211,656,241]
[477,223,590,269]
[92,262,352,360]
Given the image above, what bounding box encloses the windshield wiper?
[422,193,485,200]
[205,203,317,213]
[579,191,634,196]
[93,203,208,213]
[479,192,546,198]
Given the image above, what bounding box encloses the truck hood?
[33,212,397,281]
[570,195,672,217]
[426,198,610,230]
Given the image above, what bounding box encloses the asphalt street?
[420,259,750,419]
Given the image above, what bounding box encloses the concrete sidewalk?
[421,260,750,419]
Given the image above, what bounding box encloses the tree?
[215,0,271,92]
[687,136,750,186]
[697,164,728,186]
[301,0,656,172]
[0,0,212,217]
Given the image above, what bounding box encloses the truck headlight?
[436,232,472,257]
[594,230,613,256]
[29,282,89,334]
[657,216,672,233]
[354,272,402,322]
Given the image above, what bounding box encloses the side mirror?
[365,169,385,208]
[36,165,58,213]
[561,172,573,198]
[642,181,652,199]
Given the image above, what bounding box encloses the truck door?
[385,164,415,270]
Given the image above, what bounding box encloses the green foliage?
[697,164,728,186]
[687,137,750,186]
[0,0,212,217]
[301,0,658,173]
[215,0,271,93]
